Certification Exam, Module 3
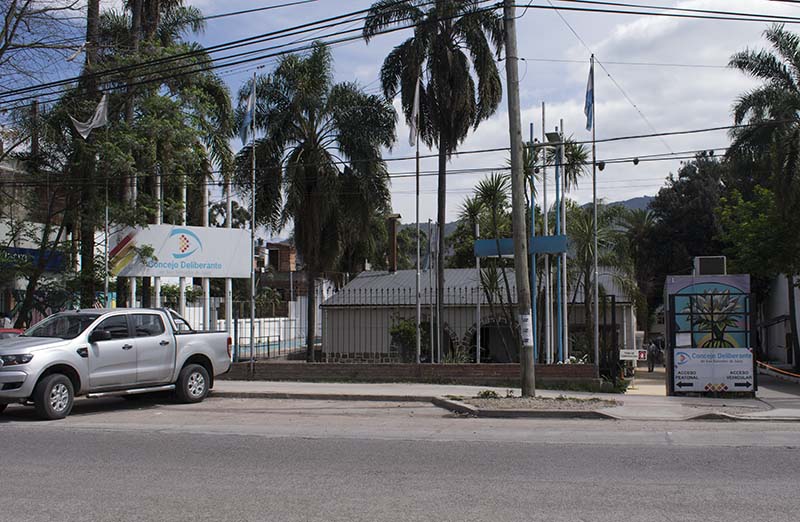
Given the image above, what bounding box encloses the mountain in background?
[608,195,653,211]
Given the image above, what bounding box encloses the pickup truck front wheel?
[0,404,7,415]
[176,364,210,403]
[33,374,74,420]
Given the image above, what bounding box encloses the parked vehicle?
[0,308,231,420]
[0,328,24,339]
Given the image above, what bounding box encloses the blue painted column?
[555,138,563,363]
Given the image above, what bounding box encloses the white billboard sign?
[110,225,251,278]
[673,348,754,393]
[619,349,638,361]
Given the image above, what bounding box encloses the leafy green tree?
[728,24,800,366]
[235,43,395,361]
[566,200,636,358]
[619,208,657,334]
[646,153,725,295]
[364,0,504,346]
[396,227,427,270]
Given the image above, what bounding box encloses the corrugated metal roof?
[323,268,518,307]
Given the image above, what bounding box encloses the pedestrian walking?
[647,341,657,372]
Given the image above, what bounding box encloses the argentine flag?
[584,60,594,132]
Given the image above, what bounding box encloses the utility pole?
[503,0,535,396]
[78,0,100,308]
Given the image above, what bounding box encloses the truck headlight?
[0,354,34,366]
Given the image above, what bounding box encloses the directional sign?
[673,348,754,393]
[619,349,638,361]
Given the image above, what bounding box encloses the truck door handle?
[122,344,133,350]
[159,340,170,346]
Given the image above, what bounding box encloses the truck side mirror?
[89,330,112,343]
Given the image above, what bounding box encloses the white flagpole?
[591,54,600,377]
[249,72,257,373]
[413,77,421,365]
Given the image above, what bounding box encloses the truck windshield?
[23,314,100,340]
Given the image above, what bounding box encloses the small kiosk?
[665,262,756,397]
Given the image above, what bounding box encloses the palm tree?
[364,0,504,349]
[567,201,636,358]
[729,23,800,367]
[235,43,396,361]
[620,208,656,333]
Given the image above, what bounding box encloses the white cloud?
[183,0,798,223]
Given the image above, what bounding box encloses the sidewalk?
[212,379,800,421]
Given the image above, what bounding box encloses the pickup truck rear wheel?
[176,364,210,403]
[33,374,74,420]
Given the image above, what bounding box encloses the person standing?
[647,341,657,372]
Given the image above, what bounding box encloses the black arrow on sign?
[676,382,694,388]
[734,381,752,388]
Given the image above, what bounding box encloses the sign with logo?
[109,225,251,278]
[637,349,648,361]
[619,349,638,361]
[1,247,65,272]
[673,348,754,392]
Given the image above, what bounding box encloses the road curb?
[431,397,618,419]
[211,391,800,422]
[211,391,433,402]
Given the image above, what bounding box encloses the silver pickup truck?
[0,308,231,420]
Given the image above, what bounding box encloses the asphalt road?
[2,398,800,522]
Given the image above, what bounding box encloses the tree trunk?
[584,268,593,361]
[436,135,447,362]
[306,270,317,362]
[78,0,100,308]
[787,275,800,369]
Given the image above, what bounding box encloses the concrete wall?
[764,274,796,364]
[321,305,508,362]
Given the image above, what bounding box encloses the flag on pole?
[584,60,594,131]
[240,79,256,145]
[409,76,420,147]
[70,94,108,139]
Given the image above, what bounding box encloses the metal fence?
[321,286,519,364]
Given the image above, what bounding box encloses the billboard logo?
[169,228,203,259]
[675,351,691,365]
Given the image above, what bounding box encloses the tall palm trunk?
[436,135,447,360]
[306,270,317,362]
[79,0,100,308]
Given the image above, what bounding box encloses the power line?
[515,2,800,23]
[519,56,729,69]
[545,0,674,154]
[554,0,800,22]
[201,0,320,21]
[0,0,448,104]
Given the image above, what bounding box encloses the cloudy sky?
[184,0,797,224]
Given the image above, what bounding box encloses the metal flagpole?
[542,103,552,364]
[560,119,569,361]
[414,79,421,365]
[591,54,600,377]
[555,124,563,363]
[530,122,537,362]
[104,179,109,306]
[179,177,187,316]
[428,218,434,363]
[249,72,257,372]
[475,222,480,364]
